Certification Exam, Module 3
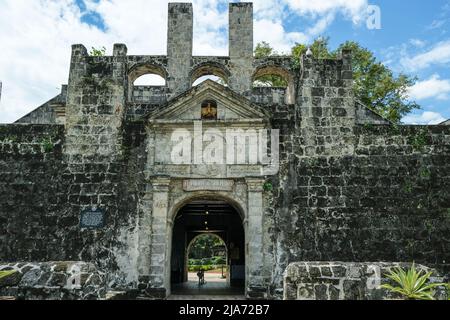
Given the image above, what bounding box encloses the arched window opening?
[192,75,227,87]
[187,234,228,283]
[128,64,167,102]
[133,74,166,86]
[253,74,288,88]
[252,66,295,104]
[252,67,289,88]
[190,64,229,87]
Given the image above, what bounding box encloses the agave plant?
[381,263,444,300]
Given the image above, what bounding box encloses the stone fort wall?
[0,123,149,294]
[270,123,450,296]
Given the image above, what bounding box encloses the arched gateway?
[170,197,245,296]
[137,178,270,298]
[134,79,276,299]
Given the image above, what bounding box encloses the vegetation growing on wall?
[410,129,428,152]
[89,46,106,57]
[40,138,55,153]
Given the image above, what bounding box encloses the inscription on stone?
[227,165,262,176]
[183,179,234,191]
[80,208,105,229]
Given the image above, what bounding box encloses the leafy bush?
[201,258,213,265]
[381,263,444,300]
[188,256,226,272]
[188,265,216,272]
[213,256,226,265]
[188,259,198,266]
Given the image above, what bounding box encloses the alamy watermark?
[170,121,280,175]
[366,5,382,30]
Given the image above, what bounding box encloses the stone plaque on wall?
[183,179,234,191]
[80,208,105,229]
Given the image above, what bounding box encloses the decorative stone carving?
[201,100,218,120]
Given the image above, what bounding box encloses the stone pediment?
[147,80,267,122]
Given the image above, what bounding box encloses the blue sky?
[0,0,449,124]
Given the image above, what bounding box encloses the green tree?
[337,41,419,123]
[254,41,275,58]
[254,42,287,87]
[255,38,420,123]
[291,37,332,61]
[189,234,224,259]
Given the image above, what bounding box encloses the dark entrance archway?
[170,199,245,297]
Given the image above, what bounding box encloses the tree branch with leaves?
[254,38,420,123]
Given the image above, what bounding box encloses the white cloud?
[285,0,369,23]
[0,0,230,123]
[86,0,229,55]
[254,19,308,54]
[0,0,114,123]
[409,39,426,48]
[84,0,167,55]
[401,40,450,71]
[427,19,445,31]
[305,12,336,36]
[408,74,450,101]
[252,0,370,53]
[402,111,446,125]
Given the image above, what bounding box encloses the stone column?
[136,183,152,290]
[245,177,267,298]
[229,3,254,94]
[167,3,193,97]
[147,176,171,298]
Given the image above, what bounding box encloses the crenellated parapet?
[58,2,367,129]
[15,2,389,131]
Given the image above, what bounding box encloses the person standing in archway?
[197,269,204,287]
